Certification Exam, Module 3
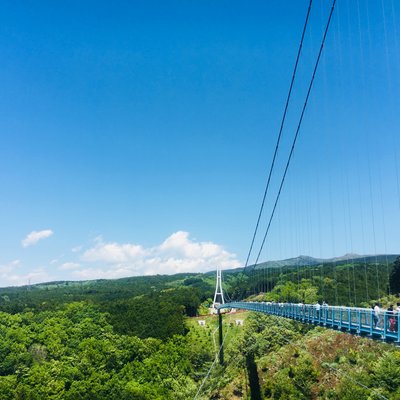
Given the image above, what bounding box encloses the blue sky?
[0,0,399,286]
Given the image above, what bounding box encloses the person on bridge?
[388,305,396,332]
[396,302,400,331]
[315,301,321,319]
[373,303,380,328]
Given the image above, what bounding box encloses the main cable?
[253,0,337,267]
[243,0,313,270]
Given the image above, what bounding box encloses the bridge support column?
[218,310,224,366]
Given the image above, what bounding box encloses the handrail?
[218,301,400,343]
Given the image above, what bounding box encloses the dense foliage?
[0,274,213,340]
[204,314,400,400]
[0,273,213,314]
[105,287,202,339]
[0,302,211,399]
[1,259,399,399]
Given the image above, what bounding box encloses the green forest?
[0,257,400,399]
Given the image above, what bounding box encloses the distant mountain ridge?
[249,253,399,270]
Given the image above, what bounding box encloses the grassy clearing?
[186,310,250,357]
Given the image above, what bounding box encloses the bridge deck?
[219,302,400,343]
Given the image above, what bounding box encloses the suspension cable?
[243,0,313,270]
[253,0,337,267]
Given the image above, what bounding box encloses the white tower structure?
[212,266,225,310]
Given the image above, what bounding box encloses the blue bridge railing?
[218,301,400,343]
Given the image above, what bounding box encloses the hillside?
[0,257,399,399]
[248,253,400,270]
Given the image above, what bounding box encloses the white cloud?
[71,245,83,253]
[159,231,222,258]
[59,262,81,271]
[0,261,52,287]
[0,260,21,275]
[22,229,54,247]
[82,242,145,263]
[74,231,241,280]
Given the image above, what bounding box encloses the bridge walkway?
[219,301,400,343]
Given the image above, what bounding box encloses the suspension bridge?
[194,0,399,397]
[218,301,400,342]
[193,0,400,398]
[211,0,400,366]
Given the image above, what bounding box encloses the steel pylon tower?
[212,266,225,309]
